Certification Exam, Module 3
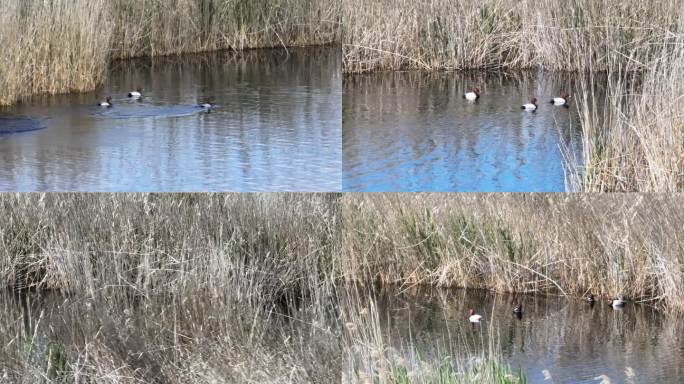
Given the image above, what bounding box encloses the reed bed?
[341,194,684,313]
[0,193,341,383]
[0,0,340,106]
[342,0,683,73]
[0,0,113,106]
[574,40,684,192]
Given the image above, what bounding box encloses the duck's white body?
[464,92,478,101]
[551,97,568,106]
[128,91,142,99]
[611,298,626,308]
[98,101,111,107]
[522,103,537,111]
[469,314,483,323]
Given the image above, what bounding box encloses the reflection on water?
[343,70,584,192]
[365,287,684,384]
[0,47,341,192]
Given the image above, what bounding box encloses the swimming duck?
[128,88,143,99]
[608,296,626,308]
[98,96,113,108]
[468,308,483,323]
[521,98,538,111]
[196,101,215,112]
[463,87,481,101]
[550,92,571,106]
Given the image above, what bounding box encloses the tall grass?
[0,0,341,105]
[341,194,684,313]
[0,193,341,383]
[0,0,113,106]
[574,40,684,191]
[342,0,683,73]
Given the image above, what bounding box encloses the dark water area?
[0,115,45,134]
[343,70,586,192]
[0,47,341,192]
[364,287,684,383]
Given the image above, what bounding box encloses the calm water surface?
[0,47,341,191]
[343,70,584,192]
[362,287,683,383]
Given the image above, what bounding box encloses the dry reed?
[0,193,342,383]
[342,0,683,73]
[0,0,341,106]
[341,194,684,313]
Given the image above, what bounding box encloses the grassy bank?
[0,0,340,105]
[0,193,341,383]
[341,194,684,313]
[342,0,684,192]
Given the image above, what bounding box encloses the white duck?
[464,87,481,101]
[196,101,215,111]
[608,296,626,308]
[468,308,483,323]
[98,96,112,108]
[521,97,538,112]
[128,88,143,99]
[550,92,571,106]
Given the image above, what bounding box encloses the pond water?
[362,287,683,384]
[343,70,584,192]
[0,47,341,192]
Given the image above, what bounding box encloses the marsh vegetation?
[342,0,684,192]
[341,193,684,313]
[0,0,341,105]
[2,193,683,382]
[339,193,684,382]
[0,193,341,383]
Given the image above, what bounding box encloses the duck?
[98,96,113,108]
[550,92,571,107]
[586,293,596,303]
[607,295,626,308]
[196,101,215,112]
[463,87,481,101]
[521,98,538,111]
[127,88,143,99]
[468,308,483,323]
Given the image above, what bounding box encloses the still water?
[0,47,341,191]
[363,287,683,383]
[343,70,584,192]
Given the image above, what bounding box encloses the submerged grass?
[0,0,341,105]
[341,194,684,313]
[342,0,684,192]
[0,193,341,383]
